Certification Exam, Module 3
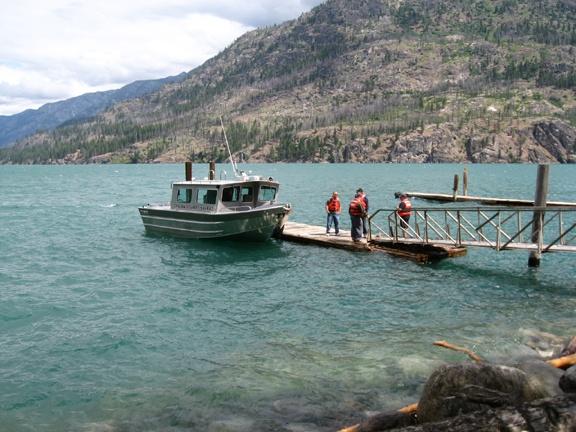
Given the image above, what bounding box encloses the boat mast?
[220,116,240,177]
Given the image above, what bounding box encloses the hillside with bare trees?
[2,0,576,164]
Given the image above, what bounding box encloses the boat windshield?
[258,186,277,201]
[222,186,241,202]
[197,188,217,205]
[241,186,253,202]
[177,188,192,203]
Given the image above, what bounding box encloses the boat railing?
[368,206,576,253]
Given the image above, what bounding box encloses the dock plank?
[281,222,370,251]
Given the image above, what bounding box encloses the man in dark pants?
[349,192,367,242]
[356,188,369,237]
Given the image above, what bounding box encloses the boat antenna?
[220,116,240,177]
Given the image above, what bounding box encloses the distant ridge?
[0,72,187,148]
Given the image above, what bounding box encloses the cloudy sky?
[0,0,324,116]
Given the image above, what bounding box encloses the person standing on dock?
[356,188,369,237]
[397,193,412,229]
[349,192,367,242]
[325,191,341,235]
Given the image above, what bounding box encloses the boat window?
[197,188,217,205]
[259,186,277,201]
[241,186,253,202]
[222,186,240,202]
[177,188,193,203]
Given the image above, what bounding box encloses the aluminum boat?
[138,163,291,240]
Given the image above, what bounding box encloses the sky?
[0,0,324,116]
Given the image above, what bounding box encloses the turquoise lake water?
[0,163,575,432]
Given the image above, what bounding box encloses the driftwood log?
[548,353,576,370]
[432,340,484,363]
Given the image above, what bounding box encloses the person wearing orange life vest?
[325,191,341,235]
[349,191,367,242]
[356,188,369,237]
[397,193,412,229]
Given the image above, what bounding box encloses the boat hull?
[138,204,290,241]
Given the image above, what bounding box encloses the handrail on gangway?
[368,206,576,254]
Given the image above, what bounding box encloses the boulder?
[387,396,576,431]
[560,336,576,357]
[417,363,552,423]
[560,366,576,394]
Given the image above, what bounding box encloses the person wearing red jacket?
[325,191,341,235]
[349,192,367,242]
[397,193,412,229]
[356,188,369,237]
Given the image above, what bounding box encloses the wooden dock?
[280,222,467,263]
[402,192,576,208]
[280,222,371,251]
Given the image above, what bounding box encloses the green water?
[0,163,574,432]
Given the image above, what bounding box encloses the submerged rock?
[284,422,327,432]
[207,416,255,432]
[272,398,327,423]
[513,358,563,397]
[518,328,567,358]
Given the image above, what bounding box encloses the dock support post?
[209,161,216,180]
[452,174,459,201]
[185,161,192,181]
[463,167,468,196]
[528,164,549,267]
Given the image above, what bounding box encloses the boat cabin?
[170,178,280,213]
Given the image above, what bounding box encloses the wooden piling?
[528,164,550,267]
[185,161,192,181]
[209,161,216,180]
[452,174,459,201]
[463,167,468,196]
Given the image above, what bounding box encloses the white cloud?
[0,0,324,116]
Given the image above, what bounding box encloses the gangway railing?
[368,206,576,254]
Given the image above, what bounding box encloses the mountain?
[2,0,576,164]
[0,73,187,148]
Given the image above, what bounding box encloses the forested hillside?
[2,0,576,164]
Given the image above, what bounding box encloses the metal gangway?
[368,206,576,254]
